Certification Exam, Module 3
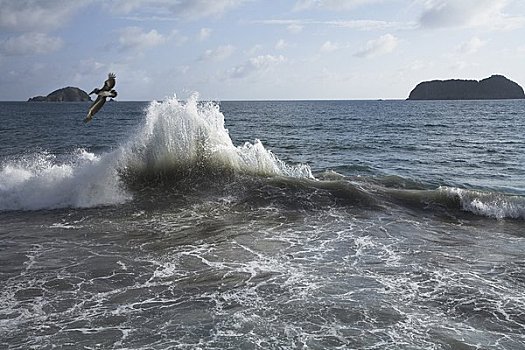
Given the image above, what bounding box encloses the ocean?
[1,96,524,349]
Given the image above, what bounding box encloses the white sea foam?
[121,93,313,179]
[0,149,129,211]
[0,94,312,211]
[439,186,525,219]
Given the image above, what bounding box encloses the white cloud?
[170,30,189,46]
[246,44,263,56]
[354,33,398,58]
[294,0,381,11]
[106,0,144,14]
[174,0,246,18]
[320,41,339,53]
[73,59,107,83]
[0,33,63,56]
[111,0,247,20]
[201,44,235,61]
[456,37,486,55]
[78,59,106,73]
[0,0,86,57]
[250,55,286,69]
[118,27,166,52]
[418,0,525,30]
[276,39,288,50]
[329,19,414,31]
[254,19,412,32]
[199,28,212,41]
[287,23,304,34]
[0,0,89,32]
[449,60,469,71]
[177,65,190,74]
[226,54,286,79]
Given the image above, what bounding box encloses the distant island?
[28,87,91,102]
[407,75,525,100]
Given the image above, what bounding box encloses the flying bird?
[84,73,117,123]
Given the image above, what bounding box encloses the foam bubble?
[0,149,130,211]
[0,94,312,211]
[121,94,313,181]
[439,186,525,219]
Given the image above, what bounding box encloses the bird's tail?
[110,90,118,98]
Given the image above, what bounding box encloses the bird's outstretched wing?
[102,73,116,91]
[84,96,107,123]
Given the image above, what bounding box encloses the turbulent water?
[1,96,524,349]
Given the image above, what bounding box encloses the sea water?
[0,96,524,349]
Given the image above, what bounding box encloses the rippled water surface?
[1,99,524,349]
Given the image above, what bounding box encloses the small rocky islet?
[28,87,91,102]
[407,75,525,100]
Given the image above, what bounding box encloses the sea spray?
[0,149,129,211]
[439,186,525,219]
[0,95,312,211]
[120,94,313,184]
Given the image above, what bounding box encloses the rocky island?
[407,75,525,100]
[28,87,91,102]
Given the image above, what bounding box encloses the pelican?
[84,73,117,123]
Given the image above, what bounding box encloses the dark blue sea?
[1,96,525,349]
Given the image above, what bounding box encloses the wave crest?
[0,94,313,211]
[120,94,313,184]
[0,149,129,211]
[439,186,525,220]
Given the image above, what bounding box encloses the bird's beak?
[89,89,96,95]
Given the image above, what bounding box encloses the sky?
[1,0,525,101]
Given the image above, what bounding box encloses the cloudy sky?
[1,0,525,100]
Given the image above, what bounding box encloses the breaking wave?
[0,94,312,211]
[382,182,525,220]
[439,186,525,220]
[0,149,129,211]
[1,93,523,220]
[119,93,313,184]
